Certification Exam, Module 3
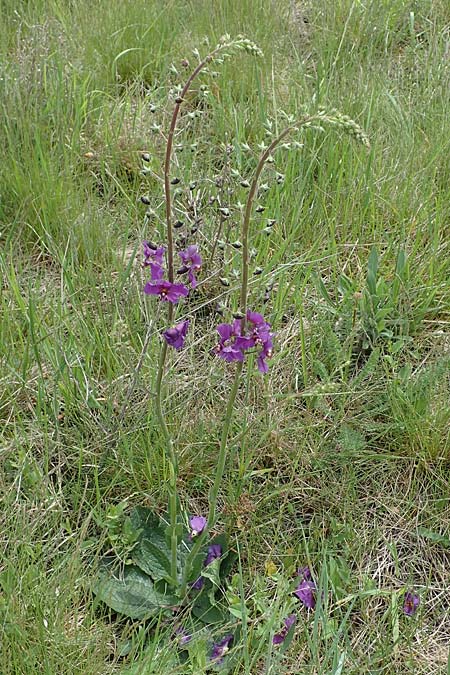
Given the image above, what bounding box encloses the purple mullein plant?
[294,567,316,609]
[179,245,202,288]
[214,311,274,372]
[210,635,233,663]
[144,279,189,303]
[403,591,420,616]
[273,614,296,645]
[163,320,190,350]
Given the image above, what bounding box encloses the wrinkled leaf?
[129,507,173,583]
[94,559,178,620]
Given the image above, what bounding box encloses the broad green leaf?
[129,507,173,583]
[417,527,450,548]
[94,560,178,620]
[192,595,228,624]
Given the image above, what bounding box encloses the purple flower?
[403,591,420,616]
[179,245,202,288]
[213,311,274,373]
[215,321,252,363]
[294,567,316,609]
[191,576,204,591]
[174,625,192,646]
[247,310,274,373]
[189,515,207,538]
[143,243,165,281]
[211,635,233,663]
[273,614,296,645]
[144,280,189,303]
[163,320,190,350]
[205,544,222,566]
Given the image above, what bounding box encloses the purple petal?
[211,635,233,662]
[163,320,190,350]
[205,544,222,566]
[403,591,420,616]
[257,353,269,374]
[273,614,296,645]
[247,310,266,326]
[149,263,164,281]
[297,567,312,581]
[216,323,234,341]
[294,579,316,609]
[189,515,207,537]
[191,576,204,591]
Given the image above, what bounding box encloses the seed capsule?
[253,267,263,275]
[140,195,151,205]
[171,177,181,185]
[255,205,265,213]
[189,182,197,190]
[219,207,230,217]
[141,152,150,162]
[219,277,230,287]
[174,220,184,228]
[231,241,242,249]
[267,219,276,227]
[233,312,245,319]
[146,241,158,250]
[240,179,250,188]
[177,265,189,275]
[175,96,184,104]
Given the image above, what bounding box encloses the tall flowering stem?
[155,37,262,586]
[181,111,369,593]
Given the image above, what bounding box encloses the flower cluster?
[191,543,222,591]
[214,310,274,373]
[143,242,202,349]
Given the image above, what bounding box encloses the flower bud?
[141,152,150,162]
[174,220,184,228]
[256,205,265,213]
[219,277,230,287]
[171,177,181,185]
[140,195,151,205]
[231,241,242,249]
[219,207,230,217]
[253,267,263,275]
[240,179,250,188]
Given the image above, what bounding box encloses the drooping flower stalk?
[181,112,369,593]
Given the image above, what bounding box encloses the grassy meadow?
[1,0,449,672]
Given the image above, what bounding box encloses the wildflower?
[144,280,189,303]
[215,322,251,363]
[189,515,207,538]
[211,635,233,663]
[143,243,165,281]
[246,311,274,373]
[191,576,204,591]
[163,320,190,350]
[273,614,296,645]
[403,591,420,616]
[294,567,316,609]
[174,625,192,646]
[179,245,202,288]
[205,544,222,566]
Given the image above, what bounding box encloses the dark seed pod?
[140,195,151,205]
[276,172,284,184]
[189,182,197,191]
[262,227,273,235]
[175,144,184,153]
[177,265,189,275]
[233,312,245,320]
[267,219,276,227]
[149,105,156,113]
[253,267,263,275]
[219,277,230,287]
[174,220,184,228]
[231,241,242,249]
[190,227,198,234]
[141,152,150,162]
[255,205,265,213]
[219,207,230,217]
[240,179,250,188]
[171,177,181,185]
[215,303,225,316]
[146,241,158,250]
[267,155,275,164]
[175,97,184,104]
[218,240,225,250]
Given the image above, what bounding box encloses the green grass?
[1,0,449,672]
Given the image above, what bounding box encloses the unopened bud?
[253,267,263,275]
[240,179,250,188]
[189,182,197,190]
[177,265,189,275]
[174,220,184,228]
[267,219,276,227]
[219,207,230,217]
[219,277,230,287]
[255,205,265,213]
[141,152,150,162]
[146,241,158,250]
[231,241,242,249]
[140,195,151,205]
[171,177,181,185]
[175,96,184,104]
[233,312,244,319]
